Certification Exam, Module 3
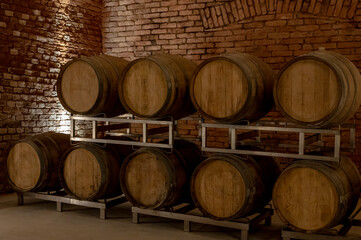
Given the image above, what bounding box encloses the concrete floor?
[0,193,360,240]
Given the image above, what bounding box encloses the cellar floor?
[0,193,360,240]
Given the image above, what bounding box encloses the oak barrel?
[273,157,361,232]
[189,53,275,123]
[118,54,197,119]
[119,140,203,209]
[190,153,281,220]
[59,142,133,200]
[5,132,71,192]
[274,50,361,127]
[57,55,128,117]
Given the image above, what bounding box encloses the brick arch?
[200,0,359,29]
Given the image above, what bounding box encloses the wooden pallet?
[282,219,361,240]
[132,204,273,240]
[17,191,127,219]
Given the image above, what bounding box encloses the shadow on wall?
[0,0,103,192]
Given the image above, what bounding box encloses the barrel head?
[60,60,99,113]
[275,58,341,123]
[192,59,249,119]
[192,159,246,219]
[273,167,338,231]
[63,148,102,199]
[122,60,168,117]
[7,142,41,191]
[122,152,170,208]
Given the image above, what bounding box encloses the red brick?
[188,3,205,9]
[276,0,284,13]
[268,44,289,51]
[160,11,178,17]
[187,38,206,43]
[338,42,361,48]
[230,2,239,22]
[185,26,204,32]
[210,7,219,27]
[254,0,262,15]
[4,0,361,185]
[348,0,358,18]
[268,32,290,38]
[179,43,196,49]
[241,0,251,18]
[265,20,287,26]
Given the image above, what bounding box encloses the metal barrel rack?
[70,114,175,149]
[201,120,355,162]
[16,191,128,219]
[38,115,202,218]
[200,120,359,239]
[70,114,202,149]
[281,206,361,240]
[132,204,274,240]
[16,115,201,219]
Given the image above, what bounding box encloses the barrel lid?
[192,158,246,219]
[275,57,341,124]
[62,148,102,199]
[7,142,41,191]
[191,58,249,119]
[59,60,100,113]
[122,150,171,208]
[273,167,338,231]
[121,59,170,117]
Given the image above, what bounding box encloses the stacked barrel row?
[57,50,361,128]
[5,133,281,221]
[6,50,361,233]
[5,133,203,205]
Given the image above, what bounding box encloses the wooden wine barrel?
[5,132,71,192]
[118,54,197,119]
[120,140,203,209]
[274,50,361,128]
[59,142,133,200]
[57,55,128,117]
[273,157,361,233]
[189,53,275,123]
[190,153,281,220]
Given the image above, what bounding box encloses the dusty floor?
[0,193,360,240]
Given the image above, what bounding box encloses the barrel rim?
[274,52,345,128]
[119,147,175,209]
[57,57,103,115]
[322,52,361,125]
[58,143,107,200]
[118,55,174,118]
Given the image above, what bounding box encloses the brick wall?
[102,0,361,171]
[0,0,102,191]
[1,0,361,193]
